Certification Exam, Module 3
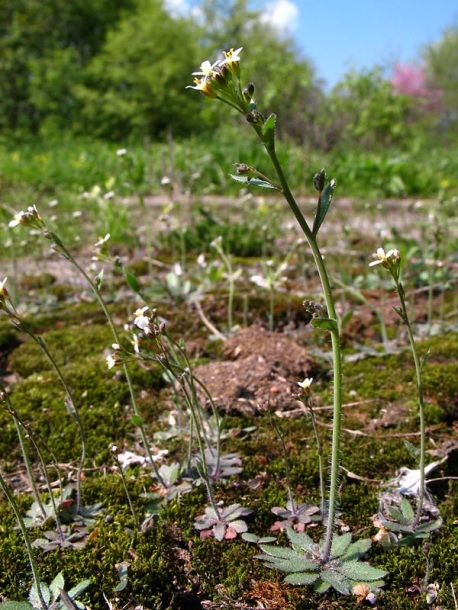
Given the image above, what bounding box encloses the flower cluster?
[9,205,44,230]
[92,234,111,262]
[187,47,251,114]
[369,247,401,281]
[105,307,166,370]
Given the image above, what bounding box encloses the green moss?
[423,362,458,421]
[8,324,115,377]
[1,286,457,609]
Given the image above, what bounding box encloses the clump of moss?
[8,324,115,377]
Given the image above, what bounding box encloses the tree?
[0,0,136,134]
[74,0,203,139]
[422,23,458,137]
[322,67,417,151]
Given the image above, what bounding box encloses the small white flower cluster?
[369,247,400,268]
[187,47,243,98]
[105,307,165,370]
[9,205,43,229]
[134,306,151,334]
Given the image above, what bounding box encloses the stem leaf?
[313,179,336,235]
[230,174,280,190]
[262,113,277,149]
[311,317,338,334]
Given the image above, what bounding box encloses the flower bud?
[236,163,252,175]
[313,168,326,192]
[246,110,264,126]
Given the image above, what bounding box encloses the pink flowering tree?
[391,62,442,113]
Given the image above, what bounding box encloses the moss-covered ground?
[0,194,457,609]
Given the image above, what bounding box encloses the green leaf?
[271,557,319,573]
[230,174,279,190]
[420,349,430,369]
[257,545,304,560]
[339,310,354,330]
[262,113,277,149]
[313,579,331,594]
[284,571,320,586]
[114,562,129,592]
[311,317,338,334]
[131,414,143,426]
[416,517,443,533]
[403,439,419,459]
[383,521,408,533]
[341,537,372,561]
[330,532,353,558]
[29,582,50,608]
[337,560,388,582]
[385,505,407,524]
[320,569,351,595]
[67,579,91,599]
[125,272,141,294]
[0,603,33,610]
[312,178,336,235]
[286,527,315,551]
[58,589,79,610]
[49,572,65,602]
[400,498,415,521]
[241,532,258,543]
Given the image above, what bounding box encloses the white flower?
[0,277,7,294]
[192,59,221,77]
[186,76,217,97]
[197,253,207,268]
[106,354,117,369]
[297,377,313,390]
[9,212,25,228]
[116,148,127,156]
[369,247,400,267]
[112,343,120,350]
[250,274,269,289]
[134,306,150,330]
[220,47,243,68]
[94,234,111,248]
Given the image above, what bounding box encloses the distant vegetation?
[0,0,458,209]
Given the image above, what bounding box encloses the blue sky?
[254,0,458,87]
[169,0,458,87]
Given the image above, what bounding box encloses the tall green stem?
[394,281,426,528]
[260,141,342,562]
[0,472,48,610]
[51,237,165,487]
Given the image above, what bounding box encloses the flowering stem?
[269,412,296,511]
[20,326,85,514]
[0,472,48,610]
[112,452,140,531]
[50,237,165,487]
[257,138,342,563]
[304,397,326,516]
[393,280,426,528]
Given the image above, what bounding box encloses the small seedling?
[194,503,253,541]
